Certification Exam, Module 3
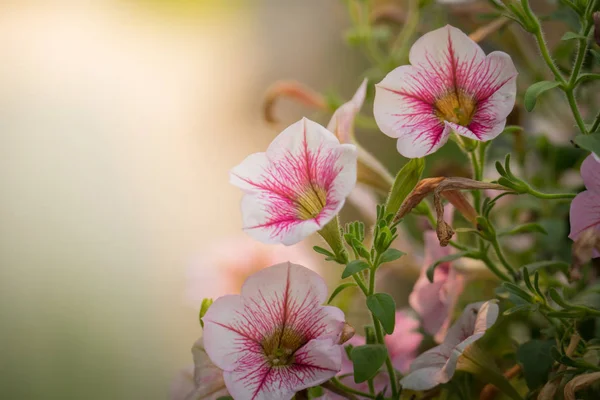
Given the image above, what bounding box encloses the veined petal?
[444,301,499,349]
[223,339,341,400]
[374,65,449,158]
[581,154,600,191]
[230,118,357,245]
[401,343,453,390]
[569,191,600,240]
[327,79,367,143]
[189,339,228,400]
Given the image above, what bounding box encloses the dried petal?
[263,81,326,125]
[564,372,600,400]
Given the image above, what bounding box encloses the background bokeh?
[0,1,370,399]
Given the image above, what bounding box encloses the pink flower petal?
[581,154,600,191]
[203,263,345,399]
[230,118,357,245]
[374,65,449,158]
[326,79,367,143]
[374,25,516,158]
[401,301,498,391]
[386,311,423,373]
[569,191,600,240]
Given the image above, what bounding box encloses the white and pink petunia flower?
[409,231,465,343]
[170,338,229,400]
[185,235,316,308]
[374,25,517,158]
[202,262,346,400]
[569,155,600,258]
[401,301,499,391]
[230,118,357,245]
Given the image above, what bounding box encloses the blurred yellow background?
[0,1,364,398]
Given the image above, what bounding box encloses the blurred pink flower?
[569,155,600,258]
[170,338,228,400]
[324,311,422,399]
[185,235,315,308]
[203,262,346,400]
[400,301,499,391]
[409,231,465,343]
[374,25,517,158]
[230,117,357,245]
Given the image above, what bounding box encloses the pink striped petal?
[327,79,367,143]
[569,191,600,240]
[230,118,357,245]
[374,25,516,158]
[203,263,345,399]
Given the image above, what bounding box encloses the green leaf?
[307,386,324,398]
[385,158,425,216]
[501,282,534,303]
[313,246,335,258]
[199,298,213,328]
[350,344,388,383]
[379,248,406,264]
[216,397,233,400]
[574,133,600,156]
[561,31,588,41]
[524,81,561,111]
[366,293,396,334]
[498,223,547,236]
[341,260,370,279]
[327,282,358,304]
[503,304,536,316]
[516,340,555,390]
[426,251,469,282]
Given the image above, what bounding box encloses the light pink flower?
[230,118,357,245]
[569,155,600,258]
[410,231,465,343]
[374,25,517,158]
[170,339,228,400]
[202,262,346,400]
[185,235,316,308]
[324,311,422,399]
[401,301,499,391]
[328,79,394,193]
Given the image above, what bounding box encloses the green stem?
[591,111,600,134]
[368,265,399,398]
[391,0,419,62]
[470,151,483,213]
[480,253,513,282]
[532,29,567,85]
[526,188,577,200]
[367,379,376,396]
[490,237,518,281]
[565,89,588,134]
[330,378,377,399]
[352,274,369,296]
[460,352,524,400]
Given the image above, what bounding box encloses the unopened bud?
[594,12,600,47]
[338,323,356,345]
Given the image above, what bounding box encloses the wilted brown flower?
[338,323,356,345]
[395,177,506,246]
[564,371,600,400]
[263,80,326,125]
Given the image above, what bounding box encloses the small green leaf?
[426,251,469,282]
[350,344,388,383]
[313,246,335,258]
[216,397,234,400]
[379,248,406,264]
[199,298,213,328]
[501,282,534,303]
[503,304,536,316]
[524,81,561,111]
[366,293,396,334]
[342,260,370,279]
[516,340,555,390]
[574,133,600,156]
[327,282,358,304]
[385,158,425,216]
[498,223,547,236]
[561,31,588,41]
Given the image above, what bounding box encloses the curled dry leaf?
[263,80,326,126]
[564,371,600,400]
[538,333,581,400]
[394,177,506,246]
[338,323,356,345]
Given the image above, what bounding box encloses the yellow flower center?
[295,185,327,220]
[262,325,307,367]
[434,90,477,126]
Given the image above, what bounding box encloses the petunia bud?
[338,323,356,345]
[594,12,600,47]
